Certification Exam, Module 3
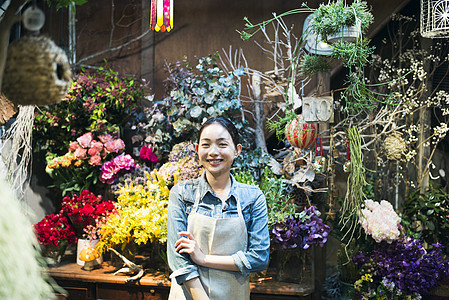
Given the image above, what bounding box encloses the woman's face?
[195,123,241,177]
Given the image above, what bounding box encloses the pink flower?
[77,132,93,148]
[89,155,102,166]
[98,134,114,144]
[113,154,135,170]
[140,146,159,162]
[99,161,120,184]
[88,147,100,157]
[105,139,125,153]
[69,141,80,152]
[90,140,104,153]
[74,148,87,159]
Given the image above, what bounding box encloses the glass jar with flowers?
[33,213,77,265]
[271,206,331,285]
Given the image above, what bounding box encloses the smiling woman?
[166,116,270,300]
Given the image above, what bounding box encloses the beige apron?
[169,190,249,300]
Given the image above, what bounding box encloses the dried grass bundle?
[2,36,72,106]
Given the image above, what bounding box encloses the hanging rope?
[1,105,35,204]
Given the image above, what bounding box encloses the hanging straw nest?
[383,132,407,161]
[2,36,72,106]
[0,94,17,125]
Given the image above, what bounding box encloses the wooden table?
[48,255,314,300]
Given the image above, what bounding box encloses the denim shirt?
[167,172,270,285]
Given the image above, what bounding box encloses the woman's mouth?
[207,159,222,166]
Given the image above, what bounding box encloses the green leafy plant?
[402,184,449,255]
[234,168,297,230]
[307,0,373,40]
[33,64,148,156]
[141,54,249,160]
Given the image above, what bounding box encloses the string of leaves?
[340,126,366,245]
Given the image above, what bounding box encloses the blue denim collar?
[198,172,238,202]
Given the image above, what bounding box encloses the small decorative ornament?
[150,0,173,32]
[285,115,317,149]
[22,6,45,31]
[313,137,326,173]
[343,141,351,172]
[383,132,407,161]
[421,0,449,38]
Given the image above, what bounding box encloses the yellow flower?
[97,170,169,254]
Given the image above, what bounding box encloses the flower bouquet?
[350,199,449,299]
[97,170,169,270]
[45,132,126,195]
[270,206,331,284]
[60,189,116,239]
[33,213,77,264]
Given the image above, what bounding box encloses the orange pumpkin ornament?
[285,115,317,149]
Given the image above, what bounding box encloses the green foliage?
[234,168,297,231]
[299,54,331,78]
[267,109,297,142]
[33,64,148,156]
[402,184,449,254]
[142,54,249,159]
[308,0,373,40]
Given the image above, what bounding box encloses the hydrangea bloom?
[360,199,401,243]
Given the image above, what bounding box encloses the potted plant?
[239,0,379,116]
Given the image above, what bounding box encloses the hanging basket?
[2,36,72,106]
[326,25,361,44]
[421,0,449,38]
[285,115,317,149]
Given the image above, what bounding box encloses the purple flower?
[271,206,330,250]
[353,238,449,297]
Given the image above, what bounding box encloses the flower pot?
[326,25,361,44]
[77,238,103,266]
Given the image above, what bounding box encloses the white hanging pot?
[326,24,361,44]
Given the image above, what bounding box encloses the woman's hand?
[175,231,206,266]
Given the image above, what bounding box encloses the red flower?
[33,213,77,246]
[60,190,116,238]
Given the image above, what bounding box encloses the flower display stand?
[47,251,314,299]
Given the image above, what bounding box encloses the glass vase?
[42,240,68,266]
[271,246,315,288]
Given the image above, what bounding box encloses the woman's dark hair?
[197,116,240,146]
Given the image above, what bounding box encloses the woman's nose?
[208,144,219,155]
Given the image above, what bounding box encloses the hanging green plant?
[340,126,366,243]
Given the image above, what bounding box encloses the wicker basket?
[2,36,72,106]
